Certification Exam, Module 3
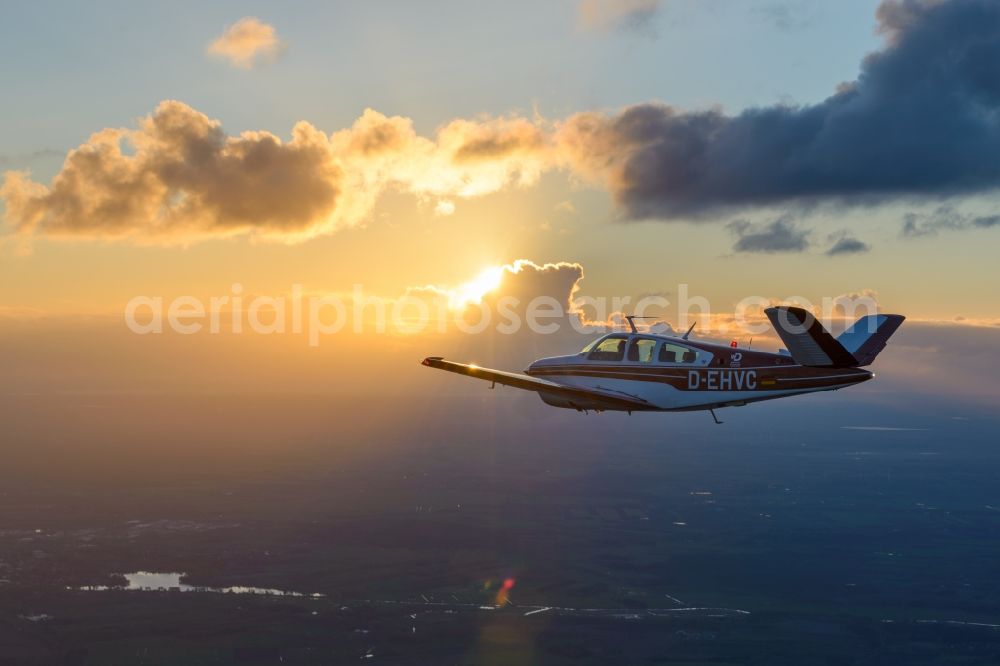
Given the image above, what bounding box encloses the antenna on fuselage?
[623,315,658,334]
[681,322,696,340]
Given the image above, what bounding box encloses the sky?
[1,0,999,414]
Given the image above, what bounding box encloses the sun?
[449,266,505,309]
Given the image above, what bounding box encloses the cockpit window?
[659,342,699,364]
[587,335,628,362]
[627,338,657,363]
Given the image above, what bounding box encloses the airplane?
[422,306,904,423]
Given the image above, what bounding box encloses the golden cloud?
[1,102,340,243]
[1,102,555,245]
[207,17,285,69]
[402,260,584,312]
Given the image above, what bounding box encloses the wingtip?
[421,356,443,366]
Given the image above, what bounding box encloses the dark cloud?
[825,233,871,256]
[973,215,1000,229]
[483,261,585,311]
[901,205,1000,237]
[727,215,810,253]
[561,0,1000,218]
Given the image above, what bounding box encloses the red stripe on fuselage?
[526,364,871,391]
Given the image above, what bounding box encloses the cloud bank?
[5,1,1000,244]
[1,103,550,243]
[207,17,285,69]
[563,0,1000,218]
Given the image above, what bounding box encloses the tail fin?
[764,306,904,368]
[765,306,856,367]
[836,314,905,366]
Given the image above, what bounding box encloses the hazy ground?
[0,386,998,664]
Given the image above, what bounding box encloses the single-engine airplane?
[422,306,904,423]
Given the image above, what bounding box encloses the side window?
[588,337,627,362]
[627,339,657,363]
[659,342,699,364]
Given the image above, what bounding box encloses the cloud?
[558,0,1000,218]
[405,260,584,311]
[825,232,871,256]
[9,1,1000,246]
[394,259,610,355]
[901,205,1000,237]
[484,260,585,311]
[1,103,553,244]
[433,199,455,216]
[399,259,677,339]
[207,17,285,69]
[1,101,341,242]
[726,215,810,254]
[577,0,662,32]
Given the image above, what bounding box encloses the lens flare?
[494,577,516,606]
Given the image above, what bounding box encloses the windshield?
[580,335,608,353]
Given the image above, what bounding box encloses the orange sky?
[3,1,1000,402]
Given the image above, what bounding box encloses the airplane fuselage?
[525,333,873,412]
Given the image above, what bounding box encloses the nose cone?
[526,354,575,374]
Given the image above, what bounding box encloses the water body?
[80,572,322,598]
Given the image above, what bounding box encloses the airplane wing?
[421,357,654,412]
